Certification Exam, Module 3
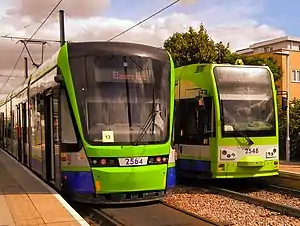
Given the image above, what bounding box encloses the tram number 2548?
[245,148,259,155]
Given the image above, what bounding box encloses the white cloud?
[0,0,286,95]
[5,0,110,22]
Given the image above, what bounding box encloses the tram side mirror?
[282,97,287,111]
[195,96,205,110]
[54,74,63,84]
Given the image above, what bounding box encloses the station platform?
[0,149,89,226]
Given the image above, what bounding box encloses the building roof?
[236,36,300,54]
[250,36,300,48]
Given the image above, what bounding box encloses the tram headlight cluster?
[220,149,236,160]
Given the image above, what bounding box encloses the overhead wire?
[64,11,89,34]
[62,0,181,43]
[0,0,64,94]
[0,0,180,94]
[107,0,181,42]
[0,35,60,43]
[2,13,57,38]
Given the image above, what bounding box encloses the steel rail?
[209,186,300,218]
[91,202,229,226]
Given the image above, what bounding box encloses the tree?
[164,23,282,82]
[215,41,231,64]
[279,101,300,160]
[164,24,220,67]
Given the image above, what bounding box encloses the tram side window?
[204,97,215,137]
[12,109,15,139]
[4,105,8,138]
[3,107,6,138]
[13,108,18,140]
[175,97,214,145]
[174,100,181,144]
[0,112,3,139]
[60,89,79,152]
[7,102,12,139]
[30,96,38,146]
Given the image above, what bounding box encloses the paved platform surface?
[0,149,89,226]
[279,161,300,174]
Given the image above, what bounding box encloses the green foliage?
[215,41,231,64]
[279,101,300,160]
[164,24,218,67]
[164,24,282,82]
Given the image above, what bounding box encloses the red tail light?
[148,155,169,164]
[100,159,107,165]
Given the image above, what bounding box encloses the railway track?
[209,184,300,218]
[69,178,300,225]
[267,184,300,196]
[91,201,230,226]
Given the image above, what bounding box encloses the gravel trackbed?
[163,186,300,226]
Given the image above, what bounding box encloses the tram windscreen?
[214,66,275,136]
[69,53,170,145]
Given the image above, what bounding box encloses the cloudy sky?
[0,0,294,98]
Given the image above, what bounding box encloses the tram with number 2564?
[0,42,176,204]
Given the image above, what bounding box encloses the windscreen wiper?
[133,92,159,146]
[223,117,254,145]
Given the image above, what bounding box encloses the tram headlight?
[89,157,119,166]
[220,149,236,160]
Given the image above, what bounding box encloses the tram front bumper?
[92,164,168,193]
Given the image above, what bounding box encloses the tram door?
[44,88,61,189]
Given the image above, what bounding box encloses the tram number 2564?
[245,148,259,155]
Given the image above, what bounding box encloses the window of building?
[292,70,300,82]
[264,46,273,53]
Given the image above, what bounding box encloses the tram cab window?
[175,97,214,145]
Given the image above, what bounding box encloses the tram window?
[4,105,7,138]
[0,112,3,140]
[174,100,181,144]
[11,110,14,139]
[60,89,80,152]
[175,97,214,145]
[204,97,215,137]
[30,96,38,146]
[13,109,18,140]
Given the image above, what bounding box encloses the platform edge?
[1,149,90,226]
